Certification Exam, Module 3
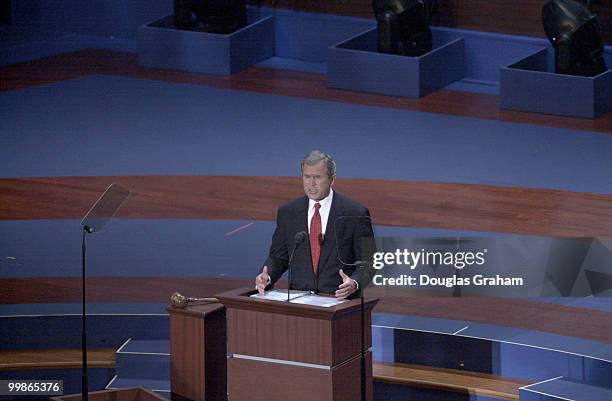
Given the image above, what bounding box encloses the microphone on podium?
[287,231,307,301]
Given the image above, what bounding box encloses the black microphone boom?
[287,231,307,301]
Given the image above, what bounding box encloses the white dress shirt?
[308,189,333,236]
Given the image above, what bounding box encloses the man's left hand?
[335,269,356,299]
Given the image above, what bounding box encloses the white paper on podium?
[250,290,347,307]
[250,289,308,301]
[289,294,347,307]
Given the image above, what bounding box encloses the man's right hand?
[255,266,270,294]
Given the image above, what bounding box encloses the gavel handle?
[187,297,219,303]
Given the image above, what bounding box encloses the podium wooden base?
[228,351,372,401]
[218,288,378,401]
[168,303,227,401]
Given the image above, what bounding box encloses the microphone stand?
[355,261,367,401]
[287,254,292,302]
[81,226,92,401]
[287,231,306,302]
[333,216,373,401]
[361,293,366,401]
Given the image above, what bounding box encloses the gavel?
[170,292,218,309]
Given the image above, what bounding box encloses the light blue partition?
[137,14,274,75]
[327,27,464,98]
[500,49,612,119]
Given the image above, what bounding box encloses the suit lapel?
[297,196,309,234]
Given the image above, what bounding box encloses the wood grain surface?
[2,176,611,237]
[373,362,531,401]
[0,348,115,370]
[2,277,611,344]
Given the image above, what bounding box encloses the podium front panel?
[227,306,371,366]
[218,289,378,401]
[227,351,373,401]
[228,308,332,365]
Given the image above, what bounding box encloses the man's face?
[302,161,335,201]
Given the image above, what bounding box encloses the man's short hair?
[301,150,336,177]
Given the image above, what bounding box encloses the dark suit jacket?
[264,191,374,295]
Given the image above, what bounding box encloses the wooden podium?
[217,288,378,401]
[167,303,227,401]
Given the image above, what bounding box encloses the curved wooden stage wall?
[249,0,612,44]
[2,176,612,237]
[2,277,612,344]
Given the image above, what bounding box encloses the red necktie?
[310,202,322,274]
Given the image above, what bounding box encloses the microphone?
[170,292,218,309]
[287,231,307,301]
[294,230,308,244]
[333,215,374,269]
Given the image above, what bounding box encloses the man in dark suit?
[255,150,374,299]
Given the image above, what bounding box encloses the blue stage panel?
[256,56,326,73]
[328,27,464,98]
[373,313,468,335]
[499,344,582,382]
[264,8,374,63]
[107,376,170,393]
[138,13,274,75]
[374,382,470,401]
[116,339,170,381]
[584,358,612,389]
[0,219,273,279]
[0,314,169,350]
[520,378,612,401]
[433,27,550,84]
[463,322,612,364]
[0,302,168,316]
[501,49,612,118]
[119,339,170,354]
